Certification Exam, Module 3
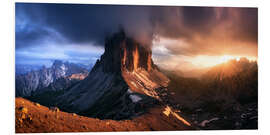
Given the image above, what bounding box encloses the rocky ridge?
[16,60,88,97]
[56,30,181,121]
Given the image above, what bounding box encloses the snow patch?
[127,89,133,94]
[200,117,219,127]
[129,95,142,103]
[60,64,67,75]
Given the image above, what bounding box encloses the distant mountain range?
[163,58,257,129]
[15,60,89,97]
[16,62,93,75]
[166,57,258,105]
[201,57,258,103]
[15,65,43,75]
[203,58,257,81]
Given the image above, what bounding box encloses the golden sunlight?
[219,55,239,64]
[190,55,257,68]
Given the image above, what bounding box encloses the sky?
[15,3,258,70]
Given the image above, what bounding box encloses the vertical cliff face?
[91,30,154,73]
[89,30,168,97]
[57,30,170,120]
[118,37,153,72]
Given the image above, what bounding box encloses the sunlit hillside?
[164,57,258,129]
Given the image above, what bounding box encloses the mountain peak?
[16,61,89,97]
[52,60,64,66]
[52,60,75,67]
[57,31,170,120]
[92,30,154,74]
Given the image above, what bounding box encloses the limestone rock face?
[92,30,154,73]
[16,60,88,97]
[57,30,170,120]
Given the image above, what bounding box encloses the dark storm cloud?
[150,7,257,42]
[149,7,217,39]
[16,3,155,48]
[150,7,257,56]
[16,3,258,59]
[229,8,258,43]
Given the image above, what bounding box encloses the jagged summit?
[16,60,88,97]
[91,30,169,96]
[92,30,154,74]
[57,30,170,120]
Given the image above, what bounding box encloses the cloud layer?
[15,3,258,67]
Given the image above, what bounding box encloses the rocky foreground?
[15,98,193,133]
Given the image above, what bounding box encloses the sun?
[183,55,256,69]
[220,55,233,63]
[219,55,240,64]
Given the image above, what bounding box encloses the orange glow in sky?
[189,55,257,68]
[152,37,257,71]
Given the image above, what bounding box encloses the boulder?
[35,103,40,107]
[49,107,60,112]
[18,107,28,114]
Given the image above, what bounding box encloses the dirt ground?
[15,97,192,133]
